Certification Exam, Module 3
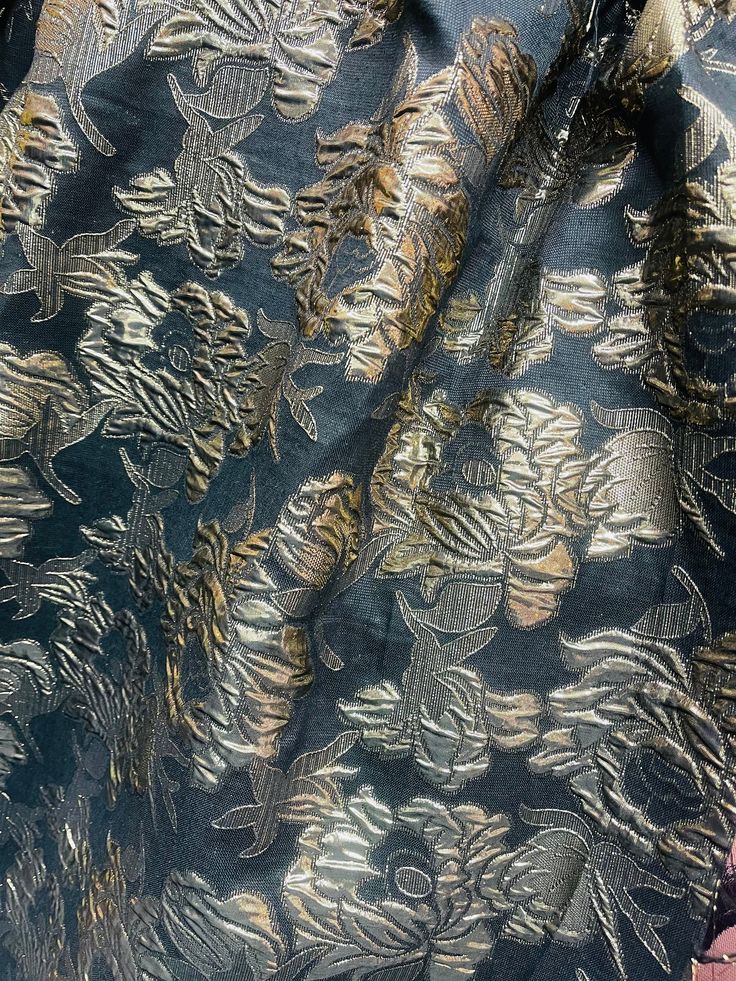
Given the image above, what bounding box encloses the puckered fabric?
[0,1,735,979]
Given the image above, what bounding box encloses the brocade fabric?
[0,0,734,979]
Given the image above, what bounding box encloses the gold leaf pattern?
[273,17,536,381]
[0,88,78,240]
[163,471,361,786]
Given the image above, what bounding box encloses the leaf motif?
[402,580,501,634]
[273,18,537,381]
[618,0,689,87]
[348,0,403,48]
[681,84,736,173]
[0,88,78,241]
[590,871,627,979]
[0,465,52,561]
[94,0,121,41]
[593,313,655,371]
[146,0,378,120]
[540,270,607,334]
[456,18,537,162]
[616,885,671,973]
[632,565,711,641]
[574,124,637,208]
[320,644,344,671]
[161,870,285,976]
[283,377,319,442]
[274,473,362,587]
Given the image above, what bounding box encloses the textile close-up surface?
[0,0,735,979]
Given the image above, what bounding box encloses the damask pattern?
[0,0,734,979]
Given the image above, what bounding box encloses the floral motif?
[114,70,291,276]
[341,586,540,791]
[29,0,163,155]
[367,379,736,630]
[586,401,736,559]
[0,344,113,504]
[157,868,284,978]
[494,806,682,979]
[282,790,511,979]
[2,834,66,981]
[80,275,334,504]
[531,596,736,914]
[374,385,590,628]
[163,471,361,787]
[273,18,536,381]
[594,84,736,423]
[50,594,152,805]
[0,4,734,981]
[147,0,403,121]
